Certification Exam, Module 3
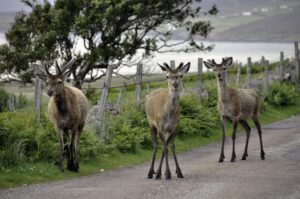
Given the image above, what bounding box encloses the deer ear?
[203,61,214,69]
[223,57,233,67]
[180,62,190,73]
[157,63,167,72]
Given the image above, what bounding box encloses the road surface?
[1,115,300,199]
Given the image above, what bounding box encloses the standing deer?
[146,62,190,180]
[35,60,89,172]
[203,57,265,162]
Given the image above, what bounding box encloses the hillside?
[1,0,300,42]
[209,5,300,42]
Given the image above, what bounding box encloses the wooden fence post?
[197,58,203,101]
[262,57,269,95]
[279,51,284,81]
[170,60,175,69]
[34,76,42,123]
[246,57,251,88]
[135,63,143,104]
[294,41,300,83]
[96,65,114,133]
[236,63,241,86]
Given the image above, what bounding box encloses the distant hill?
[1,0,300,42]
[209,5,300,42]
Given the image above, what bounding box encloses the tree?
[0,0,217,86]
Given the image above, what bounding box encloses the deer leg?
[219,116,227,162]
[73,129,82,172]
[252,116,265,160]
[230,120,238,162]
[164,133,171,180]
[240,120,251,160]
[155,131,165,180]
[68,129,77,172]
[148,126,158,179]
[168,132,183,178]
[56,128,64,172]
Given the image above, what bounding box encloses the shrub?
[266,82,298,106]
[177,94,219,137]
[0,141,25,168]
[0,88,10,112]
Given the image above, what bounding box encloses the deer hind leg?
[252,116,265,160]
[240,120,251,160]
[167,132,183,178]
[147,126,158,179]
[219,116,227,162]
[56,128,65,171]
[155,131,166,180]
[73,125,84,172]
[67,129,78,172]
[230,119,238,162]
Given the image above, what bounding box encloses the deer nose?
[47,90,54,97]
[217,74,222,78]
[173,83,179,88]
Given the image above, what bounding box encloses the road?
[1,115,300,199]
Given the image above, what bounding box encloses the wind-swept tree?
[0,0,217,86]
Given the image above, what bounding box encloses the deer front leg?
[148,126,158,179]
[219,116,227,162]
[231,120,238,162]
[56,128,64,172]
[155,131,166,180]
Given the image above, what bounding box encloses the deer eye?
[58,81,62,84]
[180,75,183,78]
[166,76,169,79]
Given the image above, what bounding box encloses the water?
[121,41,295,74]
[0,33,294,74]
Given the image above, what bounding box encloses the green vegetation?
[0,79,300,188]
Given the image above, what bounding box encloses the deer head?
[157,62,190,90]
[203,57,233,81]
[34,59,76,97]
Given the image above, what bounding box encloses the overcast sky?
[0,0,55,12]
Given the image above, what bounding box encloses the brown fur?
[204,57,265,163]
[145,62,190,180]
[48,83,89,172]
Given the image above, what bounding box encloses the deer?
[145,62,190,180]
[203,57,265,163]
[35,59,89,172]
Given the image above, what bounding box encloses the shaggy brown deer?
[146,62,190,180]
[36,60,89,172]
[203,57,265,162]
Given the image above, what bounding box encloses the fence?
[1,42,299,132]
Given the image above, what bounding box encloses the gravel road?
[1,115,300,199]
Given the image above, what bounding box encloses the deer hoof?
[147,169,155,179]
[177,172,184,178]
[155,171,162,180]
[241,154,247,160]
[261,151,265,160]
[165,170,171,180]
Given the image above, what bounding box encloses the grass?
[1,94,300,188]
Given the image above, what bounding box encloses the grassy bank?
[1,92,300,188]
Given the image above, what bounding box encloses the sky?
[0,0,55,12]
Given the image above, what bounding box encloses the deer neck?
[54,88,68,114]
[166,88,180,113]
[217,78,229,103]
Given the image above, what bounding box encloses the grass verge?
[1,95,300,188]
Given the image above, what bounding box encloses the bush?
[177,94,219,137]
[0,141,25,168]
[104,104,151,153]
[0,88,10,112]
[0,109,105,165]
[266,82,298,106]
